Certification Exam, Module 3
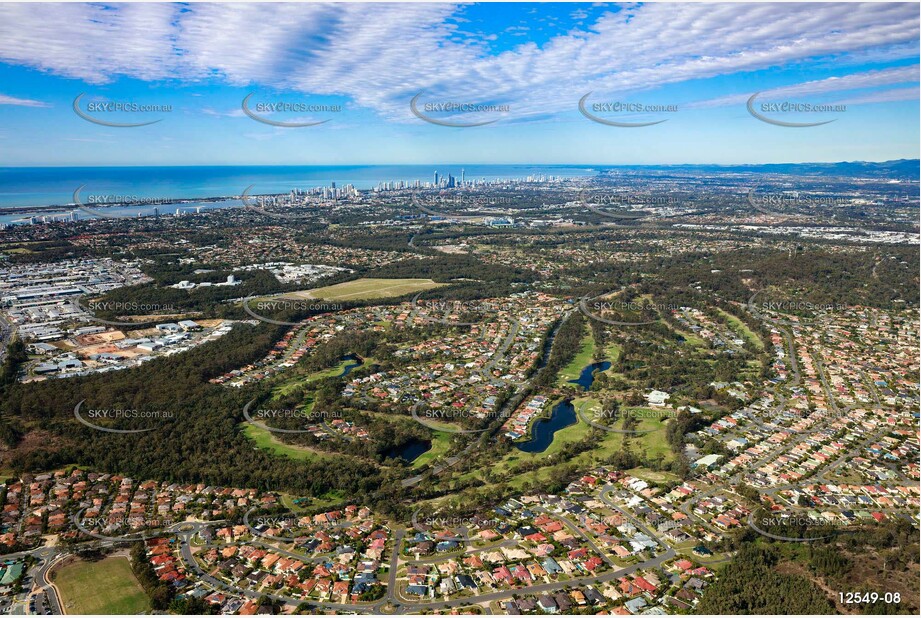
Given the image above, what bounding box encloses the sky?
[0,1,918,166]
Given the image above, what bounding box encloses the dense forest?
[696,544,836,614]
[699,519,920,615]
[0,321,385,498]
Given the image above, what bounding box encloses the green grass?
[626,466,681,484]
[282,490,347,512]
[242,422,323,462]
[411,430,454,469]
[602,341,632,382]
[678,329,708,348]
[716,308,764,351]
[269,356,375,398]
[605,340,622,365]
[579,403,673,462]
[739,359,762,380]
[308,357,361,381]
[557,326,595,386]
[449,397,674,493]
[283,277,445,301]
[53,556,149,615]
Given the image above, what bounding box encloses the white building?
[645,390,670,407]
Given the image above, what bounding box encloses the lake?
[515,399,577,453]
[515,359,611,453]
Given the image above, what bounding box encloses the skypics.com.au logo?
[748,511,855,542]
[410,402,510,434]
[412,294,517,327]
[579,294,679,326]
[746,92,845,128]
[242,295,343,326]
[577,190,680,221]
[411,92,510,127]
[240,185,315,221]
[410,510,504,543]
[747,290,851,324]
[74,510,176,542]
[412,192,516,221]
[746,187,850,217]
[242,400,342,434]
[72,185,176,219]
[579,93,677,127]
[72,297,177,327]
[243,507,350,542]
[74,400,173,434]
[73,93,171,127]
[578,403,675,434]
[242,93,342,127]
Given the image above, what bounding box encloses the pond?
[568,360,611,390]
[338,353,364,378]
[385,438,432,463]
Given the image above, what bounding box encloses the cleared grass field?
[716,308,764,351]
[271,356,374,398]
[53,556,149,615]
[627,466,681,484]
[242,422,323,462]
[281,490,346,513]
[677,328,708,348]
[557,327,595,386]
[284,277,444,301]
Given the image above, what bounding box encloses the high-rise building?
[461,169,465,186]
[434,171,439,187]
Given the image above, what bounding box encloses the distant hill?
[599,159,919,180]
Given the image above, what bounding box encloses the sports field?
[53,556,149,615]
[284,277,444,301]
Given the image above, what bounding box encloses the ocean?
[0,165,598,209]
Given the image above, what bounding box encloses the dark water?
[515,399,576,453]
[568,360,612,390]
[385,438,431,463]
[515,359,610,453]
[338,354,363,377]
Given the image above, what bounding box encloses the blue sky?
[0,2,918,166]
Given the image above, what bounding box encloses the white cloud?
[835,86,920,105]
[690,65,921,108]
[0,3,180,83]
[0,2,916,123]
[201,107,246,118]
[0,93,50,107]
